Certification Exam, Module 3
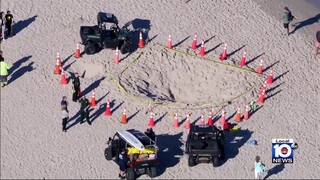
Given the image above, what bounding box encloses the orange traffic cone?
[173,112,179,128]
[207,109,213,126]
[219,43,228,60]
[167,34,173,49]
[220,109,226,128]
[199,39,205,56]
[185,113,191,129]
[191,33,197,50]
[138,31,145,48]
[199,113,205,126]
[121,108,127,124]
[90,89,97,107]
[148,110,155,127]
[54,52,62,74]
[259,89,266,103]
[104,99,112,116]
[235,106,241,122]
[244,103,250,120]
[239,50,247,66]
[114,47,119,64]
[75,43,81,58]
[267,69,273,84]
[257,59,264,74]
[60,68,68,85]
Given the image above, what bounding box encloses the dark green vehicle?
[80,12,132,55]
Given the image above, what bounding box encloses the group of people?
[282,7,320,56]
[60,73,92,132]
[0,10,14,41]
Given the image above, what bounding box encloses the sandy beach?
[1,0,320,179]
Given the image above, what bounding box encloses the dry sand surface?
[1,0,320,179]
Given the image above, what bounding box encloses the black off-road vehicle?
[104,129,159,180]
[185,125,225,167]
[80,12,132,55]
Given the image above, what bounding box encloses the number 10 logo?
[272,139,294,164]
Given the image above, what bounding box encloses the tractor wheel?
[84,43,97,55]
[104,148,112,160]
[120,43,131,54]
[148,167,157,178]
[212,156,219,167]
[126,168,135,180]
[188,155,195,167]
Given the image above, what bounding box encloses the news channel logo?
[272,139,298,164]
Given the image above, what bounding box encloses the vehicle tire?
[104,148,112,161]
[120,43,131,54]
[212,156,219,167]
[148,167,157,178]
[126,168,135,180]
[188,155,195,167]
[85,43,97,55]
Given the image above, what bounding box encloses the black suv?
[104,129,159,180]
[185,125,225,167]
[80,12,132,55]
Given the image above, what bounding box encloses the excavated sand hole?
[119,48,259,107]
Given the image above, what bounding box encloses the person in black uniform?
[145,128,156,142]
[118,149,128,179]
[72,73,81,102]
[79,96,91,125]
[4,11,14,38]
[0,12,4,41]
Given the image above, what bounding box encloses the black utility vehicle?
[185,125,225,167]
[104,129,159,180]
[80,12,132,55]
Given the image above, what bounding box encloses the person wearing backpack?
[316,30,320,56]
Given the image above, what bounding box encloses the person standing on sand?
[253,155,265,179]
[0,54,13,87]
[118,149,128,179]
[4,11,14,38]
[282,7,295,36]
[79,96,91,125]
[316,30,320,56]
[72,73,81,102]
[60,96,69,112]
[0,12,4,41]
[61,105,69,132]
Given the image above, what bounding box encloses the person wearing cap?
[0,54,13,87]
[145,128,156,142]
[118,149,128,179]
[316,30,320,56]
[282,7,295,36]
[4,10,14,38]
[79,96,91,125]
[72,73,81,102]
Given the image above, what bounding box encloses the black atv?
[185,125,225,167]
[104,129,159,180]
[80,12,132,55]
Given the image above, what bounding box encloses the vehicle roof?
[190,125,219,133]
[97,12,118,24]
[117,130,145,150]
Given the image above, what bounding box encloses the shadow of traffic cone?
[235,106,241,122]
[239,49,247,66]
[114,47,119,64]
[173,112,179,128]
[138,31,145,48]
[185,113,191,129]
[191,33,197,50]
[207,109,213,126]
[75,43,81,58]
[258,89,266,104]
[54,52,62,74]
[121,108,127,124]
[199,39,205,56]
[260,81,267,94]
[244,103,250,120]
[90,89,97,107]
[60,68,68,85]
[104,99,112,116]
[257,59,264,74]
[167,34,173,49]
[219,43,228,61]
[220,109,226,129]
[267,68,273,85]
[148,110,155,127]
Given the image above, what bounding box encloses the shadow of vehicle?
[156,132,184,176]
